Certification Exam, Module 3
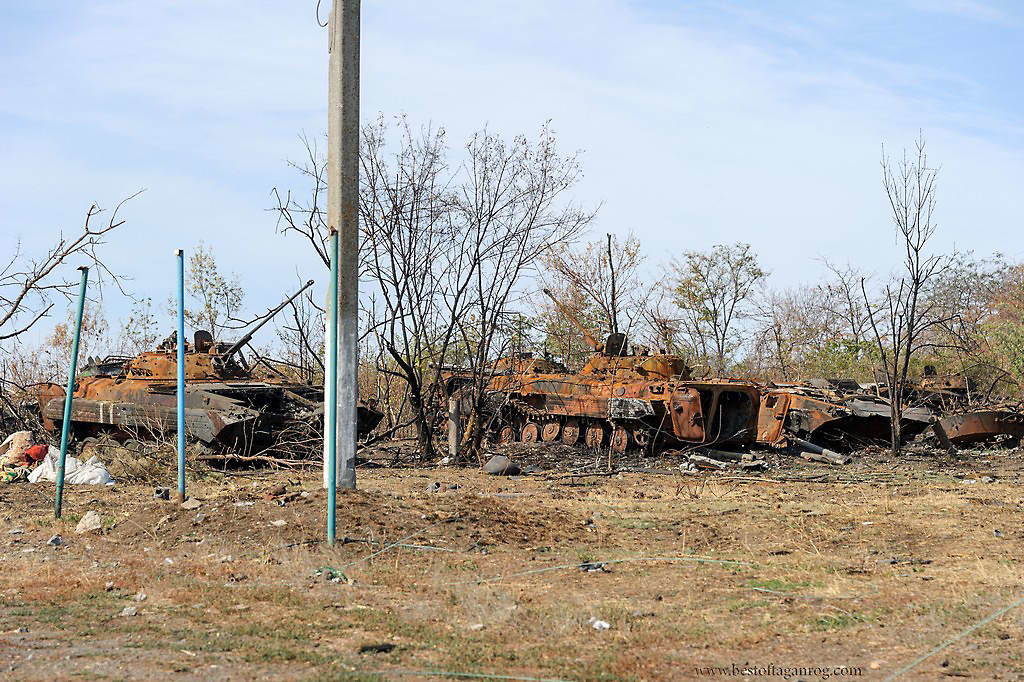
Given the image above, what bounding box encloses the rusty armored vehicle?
[756,379,933,450]
[911,370,1024,446]
[34,282,383,455]
[443,290,760,453]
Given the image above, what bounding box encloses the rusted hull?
[473,370,759,450]
[939,410,1024,445]
[38,378,383,453]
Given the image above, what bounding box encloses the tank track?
[491,393,655,451]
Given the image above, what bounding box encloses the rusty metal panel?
[940,410,1024,445]
[757,391,791,444]
[669,388,704,441]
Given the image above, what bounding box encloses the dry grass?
[3,448,1024,680]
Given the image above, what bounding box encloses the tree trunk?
[415,412,435,462]
[408,390,435,463]
[889,398,902,458]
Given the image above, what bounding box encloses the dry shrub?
[89,437,212,485]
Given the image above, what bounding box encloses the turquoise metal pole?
[176,249,186,503]
[55,266,89,518]
[327,230,339,545]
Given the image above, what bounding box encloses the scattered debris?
[688,454,729,470]
[358,643,396,654]
[266,483,288,499]
[0,432,49,483]
[799,451,851,466]
[579,562,611,573]
[120,606,138,617]
[28,449,114,486]
[881,558,933,566]
[46,534,64,547]
[0,431,32,464]
[589,617,611,631]
[315,566,351,584]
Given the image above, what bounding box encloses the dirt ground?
[3,443,1024,681]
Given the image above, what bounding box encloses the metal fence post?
[55,266,88,518]
[176,249,186,503]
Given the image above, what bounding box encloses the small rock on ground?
[75,510,102,534]
[483,455,520,476]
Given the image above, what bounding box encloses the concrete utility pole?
[323,0,360,490]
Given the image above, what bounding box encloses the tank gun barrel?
[541,288,600,351]
[222,279,315,360]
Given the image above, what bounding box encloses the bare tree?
[0,193,140,429]
[0,193,140,346]
[862,133,957,456]
[359,116,467,460]
[453,124,594,455]
[116,297,160,356]
[274,282,326,384]
[272,118,593,458]
[669,242,766,374]
[175,241,245,340]
[271,133,331,268]
[42,303,110,380]
[538,231,654,365]
[641,289,685,356]
[749,261,875,381]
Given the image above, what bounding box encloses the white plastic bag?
[28,447,115,486]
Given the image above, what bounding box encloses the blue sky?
[1,0,1021,336]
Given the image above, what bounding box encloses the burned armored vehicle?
[443,290,760,453]
[756,379,933,450]
[34,282,383,456]
[910,370,1024,446]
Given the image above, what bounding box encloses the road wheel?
[584,423,605,448]
[541,421,560,442]
[521,422,540,443]
[610,426,630,453]
[499,425,516,444]
[562,419,580,445]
